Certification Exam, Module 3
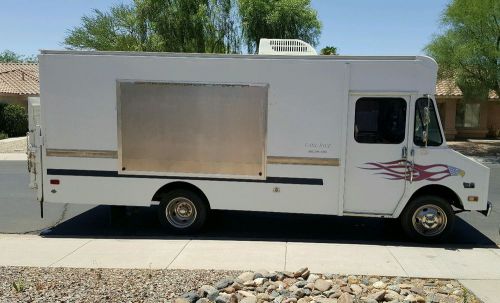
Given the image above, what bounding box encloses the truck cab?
[344,91,492,240]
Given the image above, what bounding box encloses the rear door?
[343,94,410,214]
[27,97,43,201]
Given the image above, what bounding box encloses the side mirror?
[424,106,430,126]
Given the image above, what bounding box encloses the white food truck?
[28,39,492,241]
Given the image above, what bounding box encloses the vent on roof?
[258,39,317,56]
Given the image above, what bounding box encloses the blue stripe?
[46,169,323,186]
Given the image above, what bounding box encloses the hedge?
[0,103,28,138]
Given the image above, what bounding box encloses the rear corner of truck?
[27,96,44,205]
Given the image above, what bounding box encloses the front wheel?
[158,189,208,234]
[400,195,455,242]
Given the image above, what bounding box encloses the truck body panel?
[33,51,489,219]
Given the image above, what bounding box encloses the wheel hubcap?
[166,197,197,228]
[412,204,447,237]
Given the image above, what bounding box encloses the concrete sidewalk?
[0,234,499,301]
[0,153,27,161]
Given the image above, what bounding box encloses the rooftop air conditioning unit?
[258,38,317,56]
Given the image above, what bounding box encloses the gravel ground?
[0,267,241,303]
[0,137,26,153]
[0,267,481,303]
[448,140,500,158]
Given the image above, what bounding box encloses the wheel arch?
[407,184,463,211]
[152,181,210,209]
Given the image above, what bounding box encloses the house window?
[456,103,480,128]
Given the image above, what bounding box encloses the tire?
[158,189,208,234]
[400,195,455,242]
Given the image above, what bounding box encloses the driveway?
[1,158,498,246]
[0,160,92,233]
[456,161,500,245]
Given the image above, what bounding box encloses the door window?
[354,97,407,144]
[414,98,443,146]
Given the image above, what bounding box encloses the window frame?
[413,97,443,147]
[354,97,408,144]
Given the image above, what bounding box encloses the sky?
[0,0,449,57]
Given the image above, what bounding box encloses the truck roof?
[39,50,436,64]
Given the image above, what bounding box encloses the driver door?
[343,95,411,214]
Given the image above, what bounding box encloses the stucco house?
[436,79,500,139]
[0,63,39,108]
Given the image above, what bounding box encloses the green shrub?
[0,104,28,137]
[0,103,6,131]
[0,132,7,140]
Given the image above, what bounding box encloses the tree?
[320,46,338,55]
[0,50,23,63]
[65,0,241,54]
[204,0,242,53]
[238,0,321,53]
[66,0,323,54]
[425,0,500,100]
[64,4,158,51]
[136,0,210,53]
[0,50,37,63]
[136,0,242,54]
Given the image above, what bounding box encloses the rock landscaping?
[175,268,481,303]
[0,266,481,303]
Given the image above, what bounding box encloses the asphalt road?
[1,159,498,246]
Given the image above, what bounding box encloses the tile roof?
[0,63,39,95]
[436,79,498,99]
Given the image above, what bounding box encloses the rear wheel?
[158,189,208,234]
[400,195,455,242]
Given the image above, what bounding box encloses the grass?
[12,279,25,293]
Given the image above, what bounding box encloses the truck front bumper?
[478,201,493,217]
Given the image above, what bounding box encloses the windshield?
[414,97,443,146]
